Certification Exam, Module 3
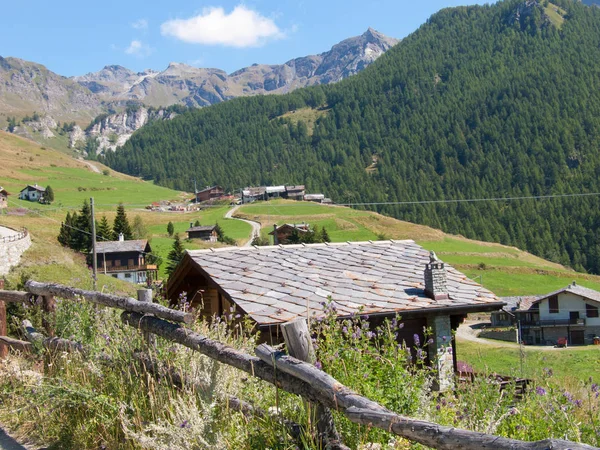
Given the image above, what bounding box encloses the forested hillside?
[103,0,600,274]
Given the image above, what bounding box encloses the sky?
[0,0,492,77]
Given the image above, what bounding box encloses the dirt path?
[225,205,261,247]
[82,160,101,174]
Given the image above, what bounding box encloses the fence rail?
[0,281,596,450]
[0,228,28,244]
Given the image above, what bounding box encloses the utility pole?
[90,197,98,291]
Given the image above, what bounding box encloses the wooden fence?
[0,280,596,450]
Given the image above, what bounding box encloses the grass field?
[457,338,600,384]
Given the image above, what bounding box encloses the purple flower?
[235,314,241,319]
[414,334,420,346]
[543,368,554,378]
[399,323,404,329]
[442,335,447,342]
[416,349,425,360]
[564,391,574,403]
[314,361,322,370]
[591,384,599,394]
[391,318,398,328]
[536,387,547,396]
[180,420,189,428]
[574,400,583,408]
[427,338,434,345]
[366,331,374,339]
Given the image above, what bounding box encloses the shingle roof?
[500,296,541,313]
[268,224,311,235]
[532,283,600,307]
[185,240,502,325]
[96,239,149,254]
[20,185,45,193]
[187,226,216,232]
[197,185,222,194]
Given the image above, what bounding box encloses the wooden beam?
[22,320,86,354]
[0,300,6,358]
[25,280,193,324]
[0,290,35,304]
[0,335,32,353]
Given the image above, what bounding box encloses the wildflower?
[235,314,241,319]
[399,323,404,329]
[574,400,583,408]
[536,387,547,396]
[564,391,574,403]
[442,335,447,342]
[591,383,599,393]
[180,420,189,428]
[543,368,554,378]
[366,331,374,339]
[427,338,434,345]
[314,361,322,370]
[342,326,348,334]
[391,318,397,328]
[414,334,420,346]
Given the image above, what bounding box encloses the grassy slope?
[237,200,600,297]
[0,131,253,282]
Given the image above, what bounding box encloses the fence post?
[137,289,156,349]
[0,279,6,359]
[281,319,347,450]
[42,295,56,337]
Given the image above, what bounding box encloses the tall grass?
[0,295,598,448]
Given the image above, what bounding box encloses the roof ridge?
[186,239,417,255]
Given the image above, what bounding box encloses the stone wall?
[0,230,31,275]
[479,328,517,343]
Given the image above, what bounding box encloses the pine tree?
[167,221,174,237]
[44,185,54,204]
[194,219,201,227]
[96,216,112,242]
[73,200,92,252]
[57,212,72,246]
[113,203,132,240]
[166,233,185,276]
[321,227,331,243]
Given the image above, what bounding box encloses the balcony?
[520,318,586,327]
[100,264,158,274]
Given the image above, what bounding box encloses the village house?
[0,187,9,209]
[284,185,305,201]
[195,186,225,203]
[266,186,286,199]
[491,296,539,327]
[18,184,45,202]
[304,193,326,203]
[269,223,311,245]
[515,283,600,346]
[166,240,504,391]
[242,187,267,203]
[186,224,218,242]
[95,234,157,285]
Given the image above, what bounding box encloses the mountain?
[0,56,103,122]
[72,28,399,108]
[102,0,600,276]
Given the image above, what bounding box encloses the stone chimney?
[273,224,279,245]
[118,233,124,242]
[424,251,448,300]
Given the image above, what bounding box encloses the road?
[224,205,261,247]
[82,160,101,174]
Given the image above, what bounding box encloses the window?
[124,273,132,279]
[111,274,118,278]
[548,295,559,314]
[586,304,599,318]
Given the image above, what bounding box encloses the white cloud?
[160,5,284,48]
[132,18,148,30]
[125,40,152,57]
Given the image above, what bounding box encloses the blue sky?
[1,1,492,77]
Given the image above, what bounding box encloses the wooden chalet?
[268,223,311,245]
[166,240,504,391]
[0,187,9,209]
[195,186,225,203]
[186,224,218,242]
[96,235,157,285]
